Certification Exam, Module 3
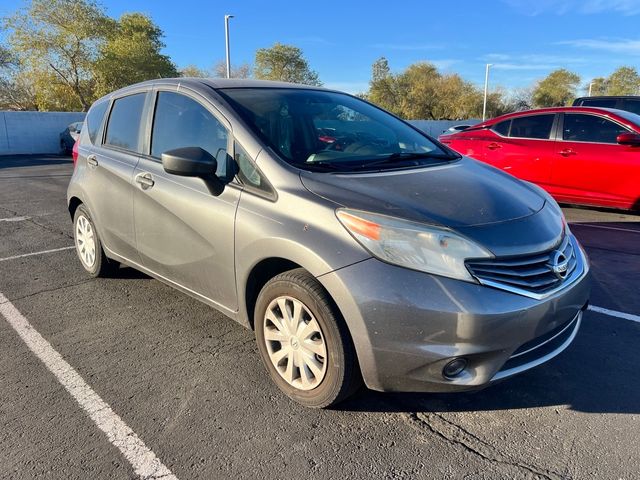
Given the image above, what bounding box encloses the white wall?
[0,111,85,155]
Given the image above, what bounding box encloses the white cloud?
[503,0,640,16]
[559,38,640,54]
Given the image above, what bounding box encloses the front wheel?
[254,269,361,408]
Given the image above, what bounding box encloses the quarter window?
[508,114,554,139]
[86,101,108,145]
[151,92,229,178]
[492,120,510,136]
[623,100,640,115]
[104,93,146,152]
[562,114,629,144]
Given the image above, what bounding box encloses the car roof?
[479,106,633,125]
[100,78,334,102]
[575,95,639,101]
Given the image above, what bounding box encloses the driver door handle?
[487,142,502,150]
[87,155,98,167]
[135,172,155,190]
[559,148,577,157]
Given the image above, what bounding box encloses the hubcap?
[263,296,328,390]
[75,214,96,269]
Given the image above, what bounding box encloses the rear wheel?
[73,205,118,277]
[254,268,361,408]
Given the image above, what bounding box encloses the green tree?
[3,0,112,111]
[0,46,38,110]
[180,64,210,78]
[212,60,251,79]
[93,13,177,98]
[367,57,399,114]
[532,69,580,107]
[254,43,321,85]
[605,66,640,95]
[588,77,607,96]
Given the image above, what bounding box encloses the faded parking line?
[588,305,640,324]
[0,292,179,480]
[0,216,30,222]
[0,246,74,262]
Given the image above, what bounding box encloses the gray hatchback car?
[68,79,590,408]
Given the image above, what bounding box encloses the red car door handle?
[559,148,576,156]
[487,142,502,150]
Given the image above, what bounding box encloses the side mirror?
[617,132,640,146]
[161,146,224,195]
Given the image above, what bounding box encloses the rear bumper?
[318,250,590,393]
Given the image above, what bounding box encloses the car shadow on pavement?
[0,155,72,170]
[338,315,639,415]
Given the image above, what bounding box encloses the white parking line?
[0,292,179,480]
[0,246,75,262]
[0,216,30,222]
[571,223,640,234]
[588,305,640,323]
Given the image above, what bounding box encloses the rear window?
[577,98,618,109]
[86,101,108,145]
[104,93,146,152]
[622,99,640,115]
[508,114,554,139]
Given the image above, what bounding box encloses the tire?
[254,268,362,408]
[73,205,118,277]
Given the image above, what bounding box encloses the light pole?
[482,63,493,122]
[224,14,234,79]
[588,81,594,96]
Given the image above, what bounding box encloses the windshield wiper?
[358,152,457,170]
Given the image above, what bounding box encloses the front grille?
[466,234,577,294]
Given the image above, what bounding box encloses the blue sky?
[2,0,640,94]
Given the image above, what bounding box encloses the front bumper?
[318,249,590,393]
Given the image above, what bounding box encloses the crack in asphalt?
[406,412,565,480]
[1,279,98,305]
[0,205,72,239]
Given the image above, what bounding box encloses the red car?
[439,107,640,210]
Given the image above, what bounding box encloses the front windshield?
[218,88,456,171]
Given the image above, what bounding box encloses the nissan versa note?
[68,79,590,408]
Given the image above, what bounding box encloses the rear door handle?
[87,155,98,167]
[487,142,502,150]
[559,148,576,157]
[135,173,155,190]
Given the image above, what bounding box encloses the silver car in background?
[67,79,590,408]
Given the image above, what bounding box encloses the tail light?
[72,140,79,166]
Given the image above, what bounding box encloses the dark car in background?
[68,79,589,407]
[573,96,640,115]
[60,121,83,154]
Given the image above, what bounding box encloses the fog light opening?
[443,358,467,379]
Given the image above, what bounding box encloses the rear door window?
[104,93,146,152]
[562,114,629,144]
[151,91,230,178]
[508,114,555,139]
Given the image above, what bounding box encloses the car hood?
[299,157,545,228]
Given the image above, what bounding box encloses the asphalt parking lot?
[1,155,639,480]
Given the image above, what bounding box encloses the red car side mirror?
[616,132,640,146]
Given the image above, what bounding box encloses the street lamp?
[224,15,234,79]
[482,63,493,122]
[588,81,594,97]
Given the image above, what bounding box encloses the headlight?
[336,209,493,282]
